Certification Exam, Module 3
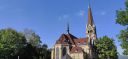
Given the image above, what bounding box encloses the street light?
[18,56,19,59]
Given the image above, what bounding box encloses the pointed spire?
[87,3,94,26]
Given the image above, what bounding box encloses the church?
[51,4,97,59]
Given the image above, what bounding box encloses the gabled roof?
[56,33,78,45]
[56,33,90,45]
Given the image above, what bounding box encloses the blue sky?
[0,0,126,55]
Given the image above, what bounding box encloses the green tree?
[0,28,51,59]
[36,44,51,59]
[15,43,37,59]
[0,28,26,59]
[23,29,41,46]
[95,36,118,59]
[116,0,128,55]
[19,29,51,59]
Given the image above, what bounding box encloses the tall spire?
[86,1,97,42]
[87,3,94,26]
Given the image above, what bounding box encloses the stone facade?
[51,5,97,59]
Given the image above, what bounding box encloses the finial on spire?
[88,0,91,8]
[67,22,70,34]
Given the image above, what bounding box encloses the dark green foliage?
[16,44,36,59]
[0,28,51,59]
[23,29,41,46]
[116,0,128,26]
[118,28,128,55]
[0,28,26,59]
[95,36,118,59]
[36,44,51,59]
[116,10,128,26]
[116,0,128,55]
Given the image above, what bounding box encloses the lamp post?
[18,56,19,59]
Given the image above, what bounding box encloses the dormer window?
[64,39,67,42]
[64,39,69,42]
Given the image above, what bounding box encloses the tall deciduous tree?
[36,44,51,59]
[0,28,51,59]
[0,28,26,59]
[116,0,128,55]
[23,29,41,46]
[95,36,118,59]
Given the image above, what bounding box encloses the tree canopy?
[116,0,128,26]
[95,36,118,59]
[0,28,51,59]
[0,28,26,58]
[23,29,41,46]
[116,0,128,55]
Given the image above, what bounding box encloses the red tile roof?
[55,33,93,53]
[56,33,89,45]
[70,47,83,53]
[74,38,89,44]
[56,33,77,45]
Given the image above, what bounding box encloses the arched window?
[88,30,93,34]
[56,47,59,59]
[62,47,67,56]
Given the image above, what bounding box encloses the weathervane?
[88,0,91,8]
[67,22,70,34]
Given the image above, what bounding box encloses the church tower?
[86,5,97,45]
[51,1,98,59]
